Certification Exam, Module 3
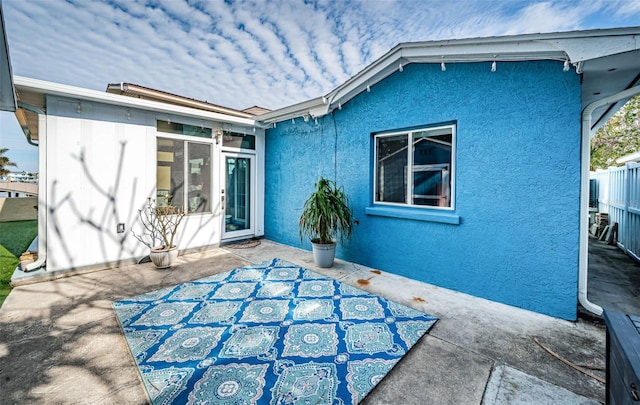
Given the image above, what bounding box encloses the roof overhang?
[105,82,254,119]
[15,76,258,142]
[0,2,16,112]
[257,27,640,131]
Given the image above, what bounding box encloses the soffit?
[580,49,640,131]
[15,87,44,141]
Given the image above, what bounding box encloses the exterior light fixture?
[291,117,295,124]
[126,108,131,120]
[441,62,446,72]
[76,102,82,113]
[398,63,403,72]
[366,84,370,92]
[338,103,342,110]
[214,129,222,144]
[563,60,570,72]
[491,60,497,72]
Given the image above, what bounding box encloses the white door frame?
[221,151,256,240]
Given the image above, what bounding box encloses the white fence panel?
[593,162,640,263]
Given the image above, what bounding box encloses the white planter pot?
[311,241,337,268]
[149,247,178,269]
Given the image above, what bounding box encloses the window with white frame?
[156,120,213,214]
[374,123,455,209]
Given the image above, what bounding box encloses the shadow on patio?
[0,240,607,404]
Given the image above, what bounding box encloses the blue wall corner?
[265,61,582,320]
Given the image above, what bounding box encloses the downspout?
[16,101,47,271]
[579,85,640,315]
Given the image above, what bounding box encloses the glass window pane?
[413,129,452,207]
[376,135,408,203]
[187,142,211,213]
[223,131,256,149]
[156,138,184,210]
[157,120,212,138]
[225,157,251,231]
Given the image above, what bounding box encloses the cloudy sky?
[1,0,640,173]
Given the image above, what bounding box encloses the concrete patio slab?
[363,335,493,405]
[482,365,600,405]
[0,240,607,404]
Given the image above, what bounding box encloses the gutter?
[106,82,254,119]
[16,101,42,146]
[579,85,640,316]
[15,101,47,271]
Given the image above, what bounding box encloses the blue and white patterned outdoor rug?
[113,258,438,404]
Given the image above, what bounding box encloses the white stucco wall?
[43,95,264,272]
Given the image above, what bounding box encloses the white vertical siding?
[45,96,153,270]
[41,96,266,272]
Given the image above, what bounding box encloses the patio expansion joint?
[428,331,496,366]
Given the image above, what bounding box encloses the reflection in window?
[376,135,408,203]
[222,131,256,150]
[225,157,251,231]
[157,121,212,138]
[157,138,184,210]
[187,142,211,213]
[374,124,455,209]
[157,138,211,213]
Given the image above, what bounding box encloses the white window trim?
[156,121,215,215]
[373,123,456,211]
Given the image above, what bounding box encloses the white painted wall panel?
[42,96,259,271]
[45,97,153,270]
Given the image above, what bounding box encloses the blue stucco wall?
[265,61,582,320]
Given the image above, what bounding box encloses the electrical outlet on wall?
[117,223,125,233]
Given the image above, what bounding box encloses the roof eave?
[15,76,258,127]
[256,96,326,123]
[257,27,640,125]
[0,2,16,112]
[105,82,254,119]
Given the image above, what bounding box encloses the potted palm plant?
[299,177,353,267]
[132,198,185,268]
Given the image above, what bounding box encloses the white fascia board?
[395,26,640,50]
[255,96,325,123]
[14,76,256,127]
[257,27,640,124]
[399,41,566,61]
[551,36,639,63]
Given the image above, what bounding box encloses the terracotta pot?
[149,246,178,268]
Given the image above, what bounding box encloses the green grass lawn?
[0,220,38,308]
